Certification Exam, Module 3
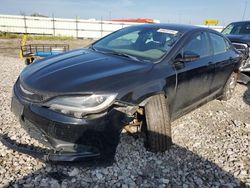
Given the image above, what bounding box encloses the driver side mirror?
[174,51,200,63]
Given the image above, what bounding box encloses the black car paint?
[9,24,241,162]
[222,20,250,46]
[226,34,250,46]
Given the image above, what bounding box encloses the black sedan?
[4,24,241,163]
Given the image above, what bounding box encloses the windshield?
[92,26,182,62]
[222,22,250,35]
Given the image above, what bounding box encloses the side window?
[209,33,228,55]
[183,32,210,58]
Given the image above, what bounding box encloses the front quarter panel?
[117,61,177,116]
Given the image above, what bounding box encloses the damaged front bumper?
[4,89,132,163]
[0,133,100,162]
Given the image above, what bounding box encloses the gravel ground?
[0,55,249,188]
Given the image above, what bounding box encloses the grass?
[0,32,75,41]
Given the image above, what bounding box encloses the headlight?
[44,94,117,118]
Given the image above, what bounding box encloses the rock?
[122,184,128,188]
[50,179,60,188]
[68,168,79,177]
[23,183,33,188]
[161,178,170,184]
[183,184,189,188]
[82,177,93,183]
[96,172,103,179]
[40,179,49,187]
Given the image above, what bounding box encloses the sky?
[0,0,250,26]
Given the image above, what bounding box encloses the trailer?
[21,44,69,65]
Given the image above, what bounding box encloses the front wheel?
[220,72,237,101]
[144,94,172,152]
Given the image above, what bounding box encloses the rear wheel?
[220,72,237,101]
[144,94,172,152]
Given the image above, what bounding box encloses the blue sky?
[0,0,249,25]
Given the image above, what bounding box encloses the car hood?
[225,34,250,46]
[20,49,152,95]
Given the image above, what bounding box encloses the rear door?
[171,31,214,118]
[208,32,237,94]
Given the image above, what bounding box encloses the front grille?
[20,117,51,147]
[16,79,44,102]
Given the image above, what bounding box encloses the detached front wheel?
[144,94,172,152]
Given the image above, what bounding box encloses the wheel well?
[124,93,168,134]
[138,92,167,107]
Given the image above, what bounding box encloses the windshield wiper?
[106,51,140,61]
[90,47,141,61]
[89,45,97,51]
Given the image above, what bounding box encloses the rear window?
[209,33,228,55]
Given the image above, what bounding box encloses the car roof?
[133,23,206,33]
[228,21,250,24]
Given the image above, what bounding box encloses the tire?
[144,94,172,152]
[25,59,31,65]
[25,58,35,65]
[220,72,237,101]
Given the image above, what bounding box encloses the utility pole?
[242,0,248,20]
[76,16,79,38]
[52,13,55,36]
[100,16,103,37]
